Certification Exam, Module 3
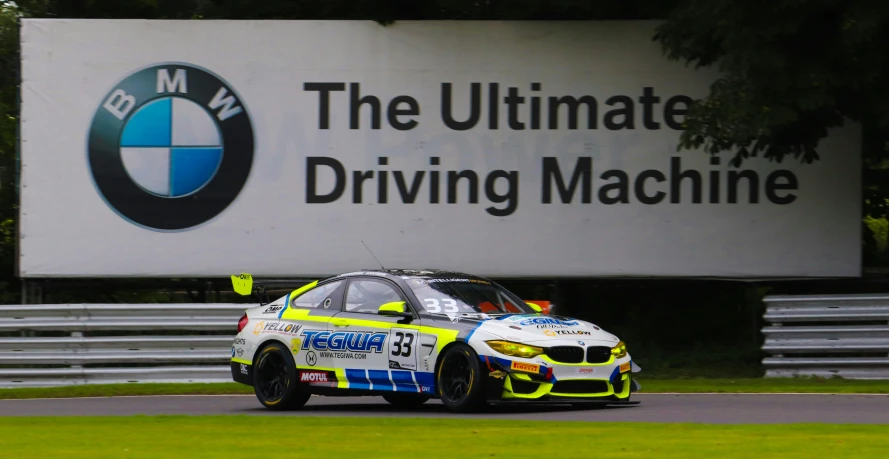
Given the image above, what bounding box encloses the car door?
[329,277,421,392]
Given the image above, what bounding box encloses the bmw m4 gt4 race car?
[229,269,641,413]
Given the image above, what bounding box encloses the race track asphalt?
[2,393,889,423]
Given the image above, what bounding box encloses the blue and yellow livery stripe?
[340,369,435,394]
[295,366,436,394]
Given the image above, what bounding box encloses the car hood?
[440,313,621,346]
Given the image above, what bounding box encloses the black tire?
[381,393,431,408]
[252,342,310,410]
[435,343,488,413]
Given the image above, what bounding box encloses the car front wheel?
[435,343,487,413]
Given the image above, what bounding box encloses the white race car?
[229,269,641,413]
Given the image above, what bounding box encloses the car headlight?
[611,341,627,359]
[486,340,544,359]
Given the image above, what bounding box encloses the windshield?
[406,277,534,315]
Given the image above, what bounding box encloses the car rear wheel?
[435,343,487,413]
[381,393,431,408]
[253,342,310,410]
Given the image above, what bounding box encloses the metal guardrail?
[0,303,246,387]
[8,295,889,387]
[762,294,889,379]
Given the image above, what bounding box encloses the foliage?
[653,0,889,168]
[864,216,888,252]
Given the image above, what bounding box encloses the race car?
[229,269,641,413]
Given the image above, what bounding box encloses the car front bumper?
[479,355,640,403]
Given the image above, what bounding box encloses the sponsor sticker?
[577,367,596,375]
[262,322,302,335]
[300,330,387,353]
[544,329,591,337]
[510,316,581,327]
[300,371,329,383]
[510,361,540,373]
[263,305,283,314]
[620,362,631,373]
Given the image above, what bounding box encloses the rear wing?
[230,272,317,305]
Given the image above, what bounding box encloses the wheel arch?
[433,339,479,377]
[251,337,292,366]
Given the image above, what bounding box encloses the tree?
[652,0,889,261]
[652,0,889,168]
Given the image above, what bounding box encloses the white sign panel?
[18,19,861,278]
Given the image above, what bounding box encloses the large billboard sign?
[18,19,861,278]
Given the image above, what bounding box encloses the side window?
[290,280,344,310]
[345,279,405,314]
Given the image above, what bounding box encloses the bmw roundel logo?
[87,62,254,231]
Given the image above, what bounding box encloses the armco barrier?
[0,303,245,387]
[762,294,889,379]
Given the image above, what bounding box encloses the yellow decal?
[489,370,506,379]
[253,321,265,336]
[291,338,301,352]
[510,361,540,373]
[620,362,631,373]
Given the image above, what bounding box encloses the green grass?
[640,377,889,393]
[0,416,886,458]
[0,382,253,399]
[1,376,886,400]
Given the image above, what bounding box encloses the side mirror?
[378,301,412,318]
[525,302,543,313]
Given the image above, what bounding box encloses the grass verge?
[1,377,887,400]
[1,416,887,458]
[639,377,889,393]
[0,382,253,399]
